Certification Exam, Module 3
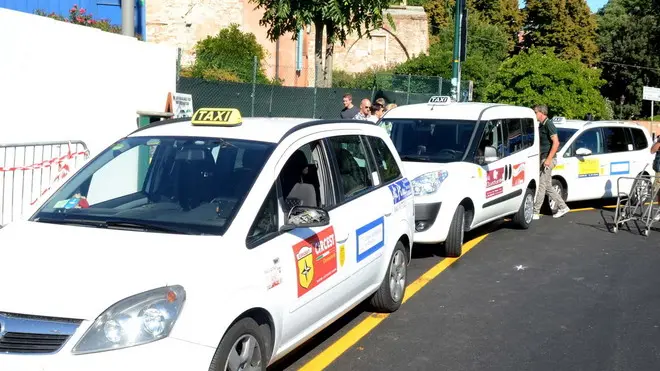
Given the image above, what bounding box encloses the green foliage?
[249,0,395,46]
[596,0,660,119]
[393,13,510,100]
[190,24,271,84]
[485,47,611,119]
[523,0,598,65]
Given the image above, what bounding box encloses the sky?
[518,0,608,12]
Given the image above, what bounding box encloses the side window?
[505,119,524,155]
[328,135,375,200]
[572,128,604,155]
[602,127,629,153]
[522,118,535,150]
[279,140,335,212]
[476,120,504,162]
[631,128,648,150]
[246,183,279,247]
[367,136,402,184]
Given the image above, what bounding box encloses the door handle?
[336,233,350,244]
[384,210,393,216]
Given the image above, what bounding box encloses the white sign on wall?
[643,86,660,102]
[172,93,194,118]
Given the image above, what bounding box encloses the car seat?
[175,147,216,210]
[336,148,366,196]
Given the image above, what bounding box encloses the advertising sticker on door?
[486,187,504,199]
[292,226,337,298]
[356,217,385,263]
[487,167,505,188]
[512,163,525,187]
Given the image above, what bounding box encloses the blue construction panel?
[1,0,124,26]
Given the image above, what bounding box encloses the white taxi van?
[544,117,656,213]
[0,108,414,370]
[379,96,539,257]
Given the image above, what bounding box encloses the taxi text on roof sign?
[428,96,452,105]
[191,108,242,126]
[552,116,567,125]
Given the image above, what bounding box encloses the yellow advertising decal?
[339,245,346,267]
[554,164,565,171]
[578,158,600,178]
[297,253,314,289]
[477,168,483,178]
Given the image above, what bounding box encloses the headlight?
[72,285,186,354]
[412,171,448,196]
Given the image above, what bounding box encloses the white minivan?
[0,108,414,371]
[379,97,540,257]
[544,117,656,213]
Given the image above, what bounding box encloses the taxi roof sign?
[552,116,567,124]
[428,96,452,106]
[191,108,242,126]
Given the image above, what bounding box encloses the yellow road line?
[298,234,489,371]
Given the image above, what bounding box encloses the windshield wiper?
[105,220,193,235]
[400,155,431,162]
[35,217,192,235]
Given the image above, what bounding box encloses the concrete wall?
[0,8,177,225]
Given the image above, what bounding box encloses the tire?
[512,187,535,229]
[209,317,268,371]
[370,241,408,313]
[443,205,465,258]
[547,179,567,214]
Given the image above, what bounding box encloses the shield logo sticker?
[297,254,314,289]
[339,244,346,267]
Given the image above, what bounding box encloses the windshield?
[380,119,477,163]
[32,136,275,235]
[557,128,578,151]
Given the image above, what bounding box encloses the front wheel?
[209,317,268,371]
[512,187,535,229]
[548,179,567,214]
[370,241,408,313]
[443,205,465,258]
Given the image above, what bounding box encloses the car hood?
[0,221,229,321]
[402,161,466,181]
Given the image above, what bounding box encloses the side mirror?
[575,147,592,157]
[484,146,498,163]
[281,206,330,232]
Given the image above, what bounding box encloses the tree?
[190,24,270,83]
[471,0,523,50]
[596,0,660,118]
[250,0,395,88]
[485,47,612,119]
[523,0,598,66]
[394,13,510,100]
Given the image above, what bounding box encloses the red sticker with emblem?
[487,167,505,188]
[292,226,337,298]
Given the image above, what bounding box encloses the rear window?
[630,128,648,150]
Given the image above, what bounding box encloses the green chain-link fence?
[176,59,473,119]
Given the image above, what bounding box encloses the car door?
[247,137,345,346]
[562,127,607,201]
[602,126,637,196]
[476,119,514,221]
[324,134,390,300]
[500,118,531,208]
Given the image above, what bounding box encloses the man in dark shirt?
[340,93,360,119]
[533,104,570,219]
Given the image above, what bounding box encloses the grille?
[0,312,82,354]
[0,332,70,354]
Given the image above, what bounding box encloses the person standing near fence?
[368,103,385,123]
[353,98,372,121]
[340,93,360,119]
[651,135,660,221]
[532,104,570,219]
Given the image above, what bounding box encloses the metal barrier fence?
[0,141,90,226]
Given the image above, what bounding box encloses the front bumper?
[0,336,215,371]
[413,201,454,244]
[414,202,441,233]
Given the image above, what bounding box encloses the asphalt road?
[270,202,660,371]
